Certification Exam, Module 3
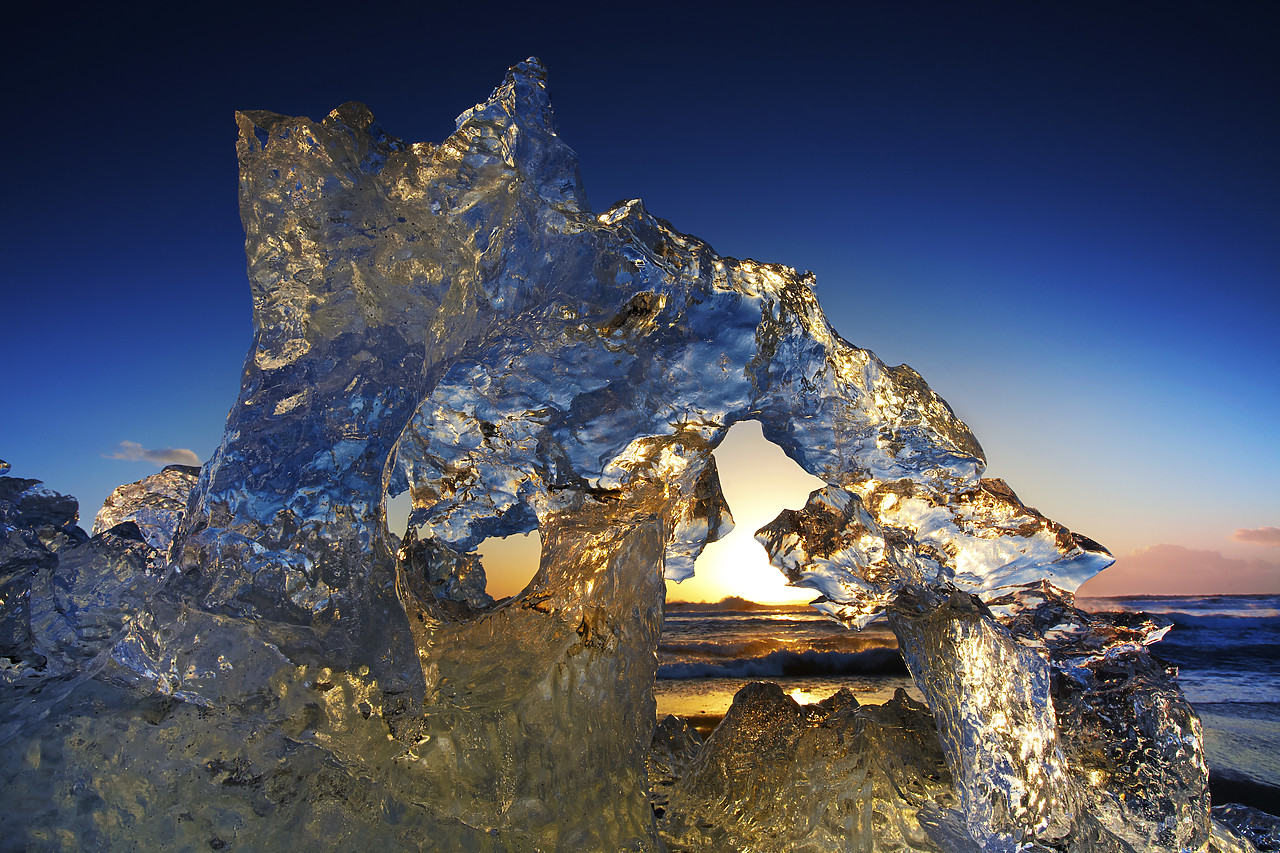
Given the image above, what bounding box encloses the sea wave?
[657,647,908,680]
[1161,613,1280,631]
[659,639,786,659]
[1080,595,1280,622]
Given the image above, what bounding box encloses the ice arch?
[146,59,1134,849]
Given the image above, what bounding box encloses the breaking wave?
[657,647,908,680]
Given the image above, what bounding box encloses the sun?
[666,421,825,605]
[453,421,828,604]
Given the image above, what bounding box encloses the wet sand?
[675,713,725,739]
[1198,702,1280,813]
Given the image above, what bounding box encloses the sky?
[3,1,1277,601]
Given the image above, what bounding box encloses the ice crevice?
[0,59,1254,851]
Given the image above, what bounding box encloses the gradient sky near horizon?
[3,2,1277,601]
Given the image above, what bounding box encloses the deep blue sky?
[4,2,1278,589]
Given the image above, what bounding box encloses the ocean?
[655,593,1280,811]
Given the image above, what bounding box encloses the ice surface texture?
[0,61,1238,850]
[0,462,89,680]
[92,464,200,552]
[660,683,957,851]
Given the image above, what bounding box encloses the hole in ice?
[673,420,825,605]
[476,529,542,600]
[384,489,413,544]
[384,487,540,606]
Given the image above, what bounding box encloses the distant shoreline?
[665,596,811,612]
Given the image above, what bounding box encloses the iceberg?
[0,60,1256,851]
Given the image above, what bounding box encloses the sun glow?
[668,421,825,605]
[477,530,542,599]
[390,422,827,604]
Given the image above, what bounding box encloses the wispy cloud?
[1233,526,1280,547]
[104,441,199,467]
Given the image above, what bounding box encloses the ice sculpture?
[0,60,1257,851]
[889,588,1075,849]
[992,582,1212,849]
[93,464,200,552]
[648,713,704,817]
[660,682,957,851]
[1213,805,1280,852]
[0,459,88,681]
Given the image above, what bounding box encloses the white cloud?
[1232,526,1280,547]
[1076,543,1280,597]
[104,441,199,467]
